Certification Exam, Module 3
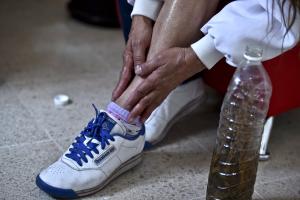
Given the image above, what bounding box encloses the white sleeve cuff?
[131,0,163,21]
[191,35,224,70]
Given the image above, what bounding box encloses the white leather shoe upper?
[39,110,145,192]
[145,78,206,145]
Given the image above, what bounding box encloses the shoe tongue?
[101,110,126,135]
[100,113,116,132]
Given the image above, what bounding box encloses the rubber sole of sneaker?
[143,94,206,150]
[36,153,143,199]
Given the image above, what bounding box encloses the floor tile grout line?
[40,126,64,151]
[0,136,73,150]
[0,138,53,150]
[11,86,65,152]
[254,191,265,200]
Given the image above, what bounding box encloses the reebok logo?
[102,122,109,130]
[94,146,116,165]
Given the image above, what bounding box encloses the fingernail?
[135,65,142,75]
[128,117,133,123]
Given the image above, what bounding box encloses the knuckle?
[136,88,146,96]
[123,49,132,58]
[121,69,128,77]
[132,39,142,48]
[148,76,158,86]
[156,69,164,78]
[138,102,146,110]
[124,64,134,72]
[123,66,131,73]
[133,104,142,113]
[142,97,151,106]
[156,55,163,61]
[134,54,143,61]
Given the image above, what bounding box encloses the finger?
[132,39,146,67]
[128,93,154,122]
[125,76,156,109]
[134,57,159,77]
[140,103,159,123]
[112,47,134,100]
[135,54,164,77]
[112,63,133,100]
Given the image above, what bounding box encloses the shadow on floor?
[157,107,220,147]
[88,149,210,199]
[0,79,5,87]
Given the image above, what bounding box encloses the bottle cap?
[243,46,263,62]
[54,94,71,106]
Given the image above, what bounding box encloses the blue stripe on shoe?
[143,141,154,150]
[36,175,78,199]
[111,125,145,141]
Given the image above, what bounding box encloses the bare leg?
[116,0,219,110]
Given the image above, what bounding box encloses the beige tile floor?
[0,0,299,199]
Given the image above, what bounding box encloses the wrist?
[132,15,153,26]
[184,47,205,74]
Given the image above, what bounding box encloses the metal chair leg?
[259,116,274,161]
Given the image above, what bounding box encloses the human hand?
[112,15,153,101]
[127,47,205,122]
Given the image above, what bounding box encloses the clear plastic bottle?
[206,46,272,200]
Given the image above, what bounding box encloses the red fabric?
[202,44,300,117]
[115,0,122,28]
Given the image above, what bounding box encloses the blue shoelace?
[65,104,115,166]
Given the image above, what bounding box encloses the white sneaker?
[36,105,145,199]
[144,78,206,149]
